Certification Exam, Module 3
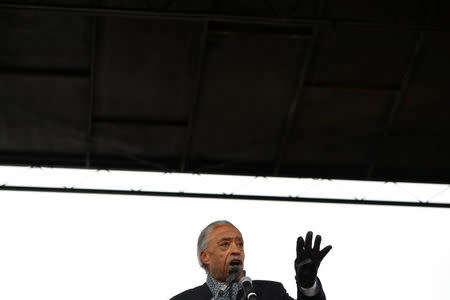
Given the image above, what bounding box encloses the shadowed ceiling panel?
[311,29,416,86]
[284,76,394,168]
[286,133,376,165]
[326,0,426,23]
[0,74,89,153]
[92,123,185,158]
[393,32,450,130]
[191,31,309,164]
[0,12,90,70]
[377,135,450,169]
[294,87,393,133]
[95,18,201,121]
[432,1,450,26]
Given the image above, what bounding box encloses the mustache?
[226,256,244,265]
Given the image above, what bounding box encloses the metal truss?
[1,184,449,208]
[0,3,447,33]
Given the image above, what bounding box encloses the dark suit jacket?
[170,279,326,300]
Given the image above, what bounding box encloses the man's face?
[200,224,245,282]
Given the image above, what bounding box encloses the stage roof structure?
[1,0,449,184]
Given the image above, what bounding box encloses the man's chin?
[227,265,244,279]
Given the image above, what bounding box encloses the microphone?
[239,275,257,300]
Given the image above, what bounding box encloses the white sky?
[0,166,449,300]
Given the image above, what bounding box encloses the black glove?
[295,231,332,288]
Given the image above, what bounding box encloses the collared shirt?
[206,273,240,300]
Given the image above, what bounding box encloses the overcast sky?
[1,167,449,300]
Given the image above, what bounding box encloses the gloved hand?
[295,231,332,288]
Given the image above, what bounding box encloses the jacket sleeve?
[296,278,326,300]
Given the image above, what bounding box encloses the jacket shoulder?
[253,280,285,289]
[170,283,211,300]
[253,280,294,299]
[253,280,283,286]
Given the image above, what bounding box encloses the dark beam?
[85,13,98,168]
[366,1,437,179]
[1,185,449,209]
[273,0,326,176]
[305,83,400,94]
[208,29,312,39]
[366,33,424,178]
[0,67,89,78]
[273,32,317,175]
[0,3,448,33]
[93,117,187,127]
[208,22,313,39]
[180,22,209,172]
[273,1,326,176]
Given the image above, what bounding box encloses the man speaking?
[170,220,332,300]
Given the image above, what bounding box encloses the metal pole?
[1,185,449,209]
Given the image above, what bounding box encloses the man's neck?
[206,272,240,300]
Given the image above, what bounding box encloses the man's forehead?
[210,224,243,239]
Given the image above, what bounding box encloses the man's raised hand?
[295,231,332,288]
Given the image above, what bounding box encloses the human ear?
[200,251,210,265]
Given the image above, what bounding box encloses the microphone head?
[238,275,253,289]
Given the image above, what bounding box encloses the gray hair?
[197,220,235,272]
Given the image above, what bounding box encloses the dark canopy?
[1,0,449,183]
